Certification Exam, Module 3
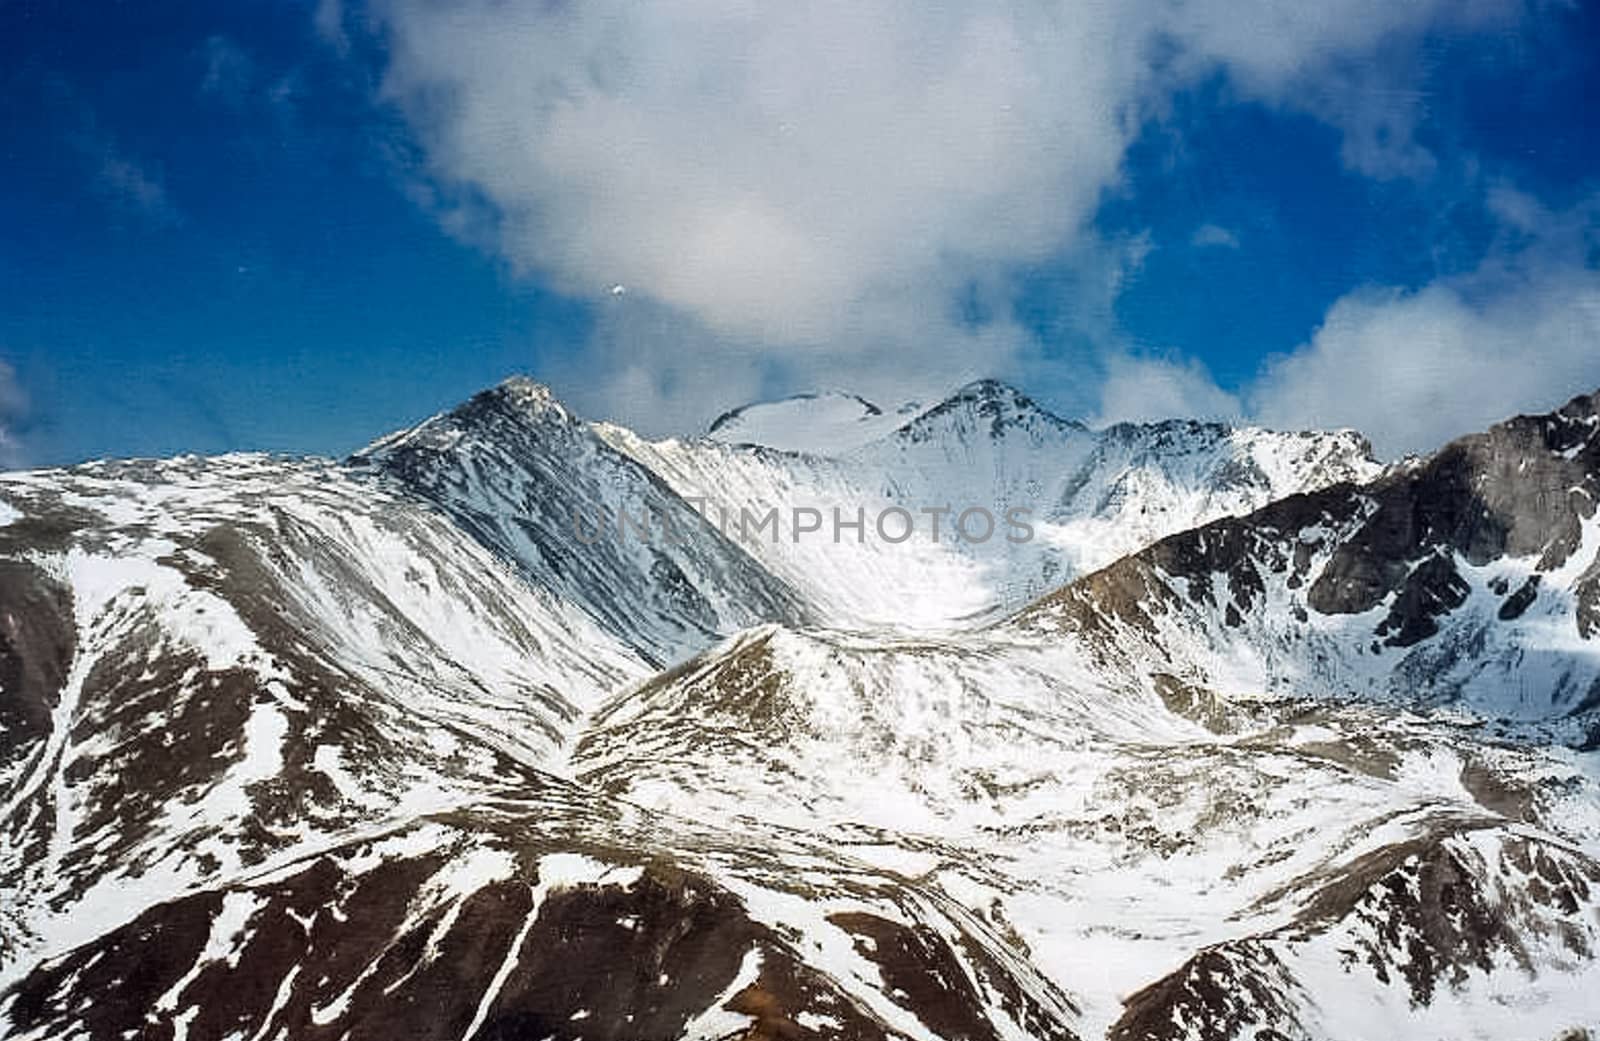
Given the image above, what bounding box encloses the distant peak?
[937,379,1051,415]
[1468,385,1600,460]
[474,375,576,423]
[1557,387,1600,423]
[951,377,1022,399]
[492,374,560,406]
[895,378,1080,440]
[1100,416,1234,441]
[353,375,578,460]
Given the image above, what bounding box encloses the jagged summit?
[1557,386,1600,420]
[888,377,1084,447]
[455,374,579,430]
[491,373,568,412]
[351,376,807,666]
[940,377,1053,413]
[1491,386,1600,456]
[352,375,576,460]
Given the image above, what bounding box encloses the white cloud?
[1239,190,1600,456]
[95,153,175,221]
[365,0,1524,429]
[538,296,770,437]
[1074,189,1600,456]
[314,0,350,54]
[1095,354,1242,427]
[1251,269,1600,457]
[1191,223,1240,250]
[376,0,1142,347]
[1158,0,1518,180]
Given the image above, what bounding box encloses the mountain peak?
[432,375,579,437]
[1555,387,1600,428]
[951,376,1023,399]
[892,377,1082,443]
[485,374,572,420]
[354,375,577,459]
[708,390,882,435]
[1444,385,1600,465]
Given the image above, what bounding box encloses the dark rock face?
[1110,941,1307,1041]
[1578,552,1600,639]
[3,823,1080,1041]
[1373,551,1473,647]
[1312,830,1600,1000]
[1310,391,1600,621]
[829,911,1079,1041]
[1035,487,1364,642]
[0,561,74,777]
[1498,574,1543,621]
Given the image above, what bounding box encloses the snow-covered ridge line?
[601,377,1382,629]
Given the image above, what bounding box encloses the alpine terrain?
[1,376,1597,1041]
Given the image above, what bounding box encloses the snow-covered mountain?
[603,378,1381,628]
[1015,387,1600,746]
[2,377,1598,1041]
[0,454,648,971]
[575,623,1600,1039]
[353,377,810,665]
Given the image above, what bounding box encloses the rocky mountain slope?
[1016,388,1600,747]
[0,452,1071,1041]
[354,377,809,665]
[0,454,647,970]
[1,378,1597,1041]
[574,622,1600,1039]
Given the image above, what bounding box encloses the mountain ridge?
[2,377,1598,1041]
[602,378,1383,629]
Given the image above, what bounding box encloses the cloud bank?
[1190,224,1241,250]
[1090,189,1600,457]
[362,0,1595,450]
[1250,191,1600,456]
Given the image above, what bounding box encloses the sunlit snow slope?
[603,379,1381,628]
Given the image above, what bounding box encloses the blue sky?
[2,0,1598,465]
